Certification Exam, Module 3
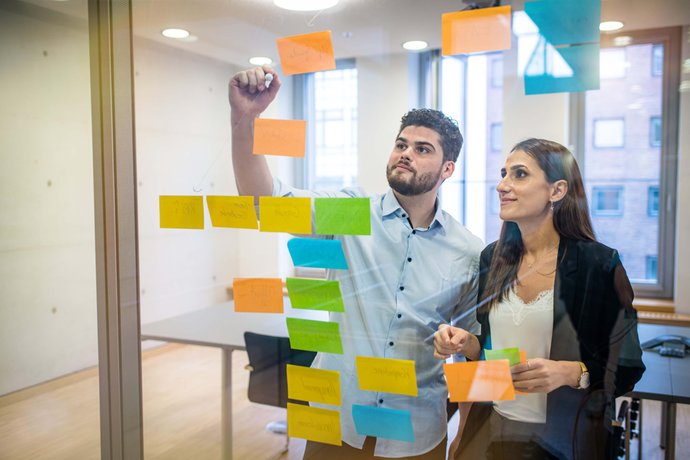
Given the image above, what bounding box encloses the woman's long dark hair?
[480,138,596,311]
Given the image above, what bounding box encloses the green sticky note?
[286,278,345,312]
[286,317,343,354]
[314,198,371,235]
[485,347,521,366]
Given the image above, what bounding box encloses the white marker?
[264,73,273,86]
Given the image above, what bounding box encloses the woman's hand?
[511,358,582,393]
[434,324,480,361]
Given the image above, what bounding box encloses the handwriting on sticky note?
[253,119,307,157]
[485,347,522,366]
[442,6,512,56]
[444,360,515,402]
[352,405,415,443]
[286,317,343,354]
[314,198,371,235]
[276,30,336,75]
[356,356,418,396]
[233,278,284,313]
[259,197,312,234]
[287,238,349,270]
[206,196,257,229]
[287,364,341,406]
[288,402,342,446]
[286,278,345,312]
[159,196,204,229]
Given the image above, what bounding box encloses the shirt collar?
[381,189,447,230]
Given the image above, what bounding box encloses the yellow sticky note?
[276,30,336,75]
[206,196,258,229]
[287,402,342,446]
[259,196,312,234]
[159,196,204,229]
[356,356,418,396]
[287,364,341,406]
[253,119,307,157]
[233,278,284,313]
[442,5,512,56]
[444,360,515,402]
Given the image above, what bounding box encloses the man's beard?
[386,162,442,196]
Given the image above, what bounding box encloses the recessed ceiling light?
[600,21,624,32]
[402,40,428,51]
[162,28,190,39]
[273,0,339,11]
[249,57,273,66]
[613,36,632,47]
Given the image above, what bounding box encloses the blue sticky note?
[524,0,600,46]
[287,238,349,270]
[351,405,415,443]
[524,42,600,95]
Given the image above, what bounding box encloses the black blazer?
[471,238,646,459]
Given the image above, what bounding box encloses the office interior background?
[1,0,689,458]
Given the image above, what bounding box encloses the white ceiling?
[18,0,690,66]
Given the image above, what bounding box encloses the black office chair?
[243,332,317,451]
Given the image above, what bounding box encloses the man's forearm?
[231,114,273,202]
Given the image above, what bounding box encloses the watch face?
[580,372,590,389]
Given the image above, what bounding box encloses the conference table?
[140,301,325,460]
[632,323,690,460]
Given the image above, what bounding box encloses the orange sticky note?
[442,5,512,56]
[444,360,515,402]
[356,356,418,396]
[206,196,258,229]
[287,402,342,446]
[233,278,284,313]
[259,196,312,234]
[253,119,307,157]
[276,30,336,75]
[159,196,204,229]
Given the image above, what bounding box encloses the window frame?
[570,27,681,299]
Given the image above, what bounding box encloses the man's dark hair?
[397,108,463,163]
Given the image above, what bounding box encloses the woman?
[435,139,645,459]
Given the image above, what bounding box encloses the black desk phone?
[641,335,690,358]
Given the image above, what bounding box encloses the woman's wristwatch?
[576,361,590,389]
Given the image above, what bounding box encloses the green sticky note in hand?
[314,198,371,235]
[286,317,344,354]
[485,347,522,366]
[286,278,345,312]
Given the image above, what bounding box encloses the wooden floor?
[0,344,688,459]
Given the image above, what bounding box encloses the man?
[229,65,482,459]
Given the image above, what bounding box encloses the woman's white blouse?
[489,289,554,424]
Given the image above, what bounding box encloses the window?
[592,186,624,216]
[600,48,627,79]
[490,58,503,88]
[648,186,659,217]
[652,44,663,76]
[301,61,358,190]
[490,123,502,152]
[646,256,658,281]
[650,116,662,147]
[575,28,680,297]
[593,118,625,148]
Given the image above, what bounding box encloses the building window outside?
[488,184,499,215]
[652,44,663,76]
[303,63,358,190]
[650,116,662,147]
[593,118,625,148]
[490,58,503,88]
[592,186,624,217]
[600,48,627,79]
[490,123,502,152]
[648,186,659,217]
[646,256,658,281]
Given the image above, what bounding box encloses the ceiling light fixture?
[274,0,339,11]
[600,21,624,32]
[161,28,190,39]
[249,57,273,66]
[402,40,428,51]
